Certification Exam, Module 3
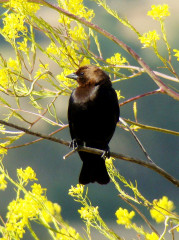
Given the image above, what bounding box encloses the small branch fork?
[0,120,179,188]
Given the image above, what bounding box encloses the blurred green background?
[0,0,179,239]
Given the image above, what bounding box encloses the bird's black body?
[67,65,120,184]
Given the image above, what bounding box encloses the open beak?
[66,72,78,80]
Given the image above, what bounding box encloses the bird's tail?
[78,152,110,185]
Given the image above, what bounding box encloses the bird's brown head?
[66,65,110,87]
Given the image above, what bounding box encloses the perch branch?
[0,120,179,187]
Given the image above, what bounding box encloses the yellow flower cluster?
[106,53,128,65]
[56,226,80,240]
[58,0,94,24]
[3,167,61,239]
[0,57,20,89]
[148,4,170,21]
[150,196,175,223]
[8,0,40,14]
[115,207,135,228]
[68,184,84,197]
[0,69,9,88]
[0,173,7,190]
[7,58,19,72]
[68,25,88,41]
[17,166,37,183]
[17,38,29,53]
[139,30,160,48]
[145,232,159,240]
[78,206,99,221]
[0,146,7,155]
[173,49,179,61]
[1,13,27,39]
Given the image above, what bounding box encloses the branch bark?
[0,120,179,187]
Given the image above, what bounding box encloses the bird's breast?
[72,85,99,104]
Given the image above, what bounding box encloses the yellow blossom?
[7,58,19,71]
[150,196,175,223]
[139,30,160,48]
[68,184,84,197]
[17,166,37,183]
[31,183,46,197]
[17,38,28,53]
[0,174,7,190]
[115,90,124,100]
[58,0,94,23]
[0,146,7,155]
[115,207,135,228]
[145,232,159,240]
[2,13,27,39]
[9,0,40,14]
[6,198,36,239]
[78,206,99,220]
[68,25,88,41]
[46,42,60,56]
[173,49,179,61]
[106,53,128,65]
[148,4,170,21]
[0,69,9,88]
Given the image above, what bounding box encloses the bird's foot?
[69,139,86,150]
[69,139,78,150]
[101,146,110,159]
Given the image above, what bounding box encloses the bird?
[66,65,120,185]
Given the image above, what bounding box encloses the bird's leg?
[69,139,87,149]
[64,139,79,160]
[101,146,110,159]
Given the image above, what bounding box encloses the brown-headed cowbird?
[66,65,120,185]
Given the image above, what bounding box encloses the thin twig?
[113,65,179,83]
[122,119,179,136]
[119,89,161,107]
[6,124,68,149]
[119,117,154,164]
[63,148,78,160]
[0,120,179,187]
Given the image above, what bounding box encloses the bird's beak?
[66,72,78,80]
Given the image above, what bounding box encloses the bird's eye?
[79,72,84,76]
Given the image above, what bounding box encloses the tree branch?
[38,0,179,101]
[0,120,179,187]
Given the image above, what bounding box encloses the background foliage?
[0,0,178,239]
